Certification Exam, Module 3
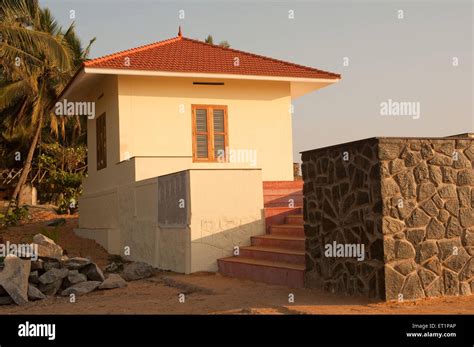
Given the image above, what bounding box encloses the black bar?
[0,314,472,345]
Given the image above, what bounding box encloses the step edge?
[252,235,305,241]
[240,246,305,255]
[218,257,305,271]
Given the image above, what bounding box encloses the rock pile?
[0,233,154,305]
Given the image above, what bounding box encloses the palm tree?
[0,0,94,205]
[204,34,230,48]
[204,34,214,45]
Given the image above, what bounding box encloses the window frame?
[96,112,107,170]
[191,105,228,162]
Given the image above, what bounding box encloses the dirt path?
[0,271,473,314]
[0,207,473,314]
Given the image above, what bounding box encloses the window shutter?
[192,105,227,162]
[96,113,107,170]
[195,108,208,158]
[213,109,226,159]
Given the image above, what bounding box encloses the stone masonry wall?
[301,138,386,299]
[302,135,474,301]
[380,138,474,301]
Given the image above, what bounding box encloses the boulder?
[38,279,63,296]
[61,257,91,270]
[30,259,44,271]
[29,271,40,284]
[99,274,127,290]
[28,284,46,301]
[46,218,66,227]
[39,268,69,285]
[80,263,105,282]
[0,296,14,305]
[105,262,121,273]
[32,234,63,260]
[0,254,31,305]
[43,260,61,272]
[61,281,101,296]
[67,270,87,285]
[122,262,154,281]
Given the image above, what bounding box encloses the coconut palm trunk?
[10,111,43,205]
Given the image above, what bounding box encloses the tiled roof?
[84,31,340,80]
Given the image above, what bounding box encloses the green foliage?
[218,40,230,48]
[0,0,94,205]
[37,143,86,212]
[204,34,230,48]
[204,34,214,45]
[0,205,29,227]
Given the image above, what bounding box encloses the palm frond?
[0,79,31,110]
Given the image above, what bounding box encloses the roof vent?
[193,82,224,86]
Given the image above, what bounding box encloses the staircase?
[217,181,305,288]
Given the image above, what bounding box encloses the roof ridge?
[181,37,341,79]
[83,36,182,67]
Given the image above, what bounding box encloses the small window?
[192,105,228,162]
[96,113,107,170]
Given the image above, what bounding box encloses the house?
[59,28,340,285]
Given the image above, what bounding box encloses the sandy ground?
[0,206,473,315]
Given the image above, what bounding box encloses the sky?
[41,0,473,161]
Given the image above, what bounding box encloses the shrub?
[0,205,29,227]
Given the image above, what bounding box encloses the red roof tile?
[84,34,340,80]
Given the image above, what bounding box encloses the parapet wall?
[302,135,474,301]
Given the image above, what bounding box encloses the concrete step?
[217,257,305,288]
[263,181,303,190]
[270,224,304,237]
[239,246,305,265]
[285,214,304,225]
[264,207,301,232]
[251,234,305,251]
[263,195,303,207]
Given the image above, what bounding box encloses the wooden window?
[192,105,228,162]
[96,113,107,170]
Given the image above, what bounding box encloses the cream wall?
[81,75,137,194]
[188,169,264,272]
[76,169,264,273]
[118,75,294,181]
